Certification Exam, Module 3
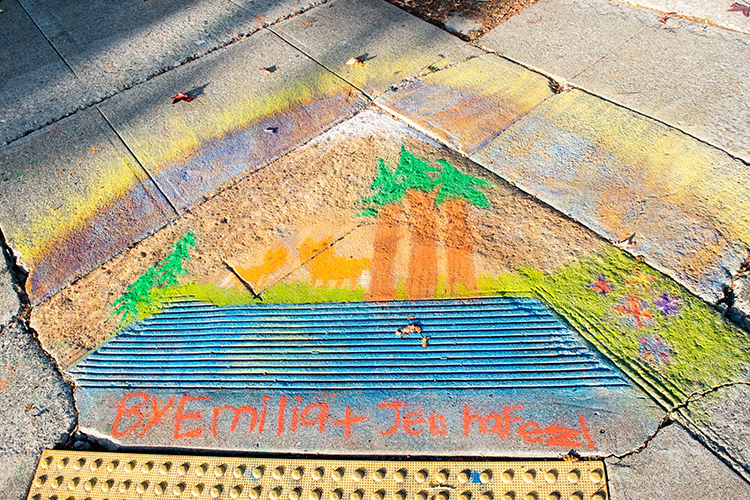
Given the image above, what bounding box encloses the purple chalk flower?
[654,292,681,318]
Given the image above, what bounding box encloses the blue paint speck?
[470,470,481,484]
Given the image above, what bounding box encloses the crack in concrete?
[267,26,373,101]
[380,53,484,95]
[223,259,262,300]
[0,228,81,453]
[257,221,371,297]
[0,231,71,388]
[93,108,180,217]
[602,381,750,478]
[269,23,483,104]
[0,228,30,313]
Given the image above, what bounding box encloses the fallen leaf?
[171,92,193,104]
[406,316,415,321]
[0,379,7,391]
[25,404,33,412]
[345,57,363,66]
[421,336,430,348]
[728,3,750,17]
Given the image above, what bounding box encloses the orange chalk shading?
[299,237,370,288]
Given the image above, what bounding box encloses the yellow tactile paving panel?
[27,450,608,500]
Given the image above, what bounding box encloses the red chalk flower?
[589,273,613,295]
[614,294,653,329]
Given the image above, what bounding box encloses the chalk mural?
[32,110,750,456]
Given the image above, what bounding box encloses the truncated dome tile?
[27,450,609,500]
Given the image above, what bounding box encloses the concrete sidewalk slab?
[606,421,750,499]
[685,382,750,478]
[99,28,368,211]
[0,109,177,304]
[0,319,76,500]
[17,0,324,106]
[572,13,750,163]
[478,0,655,82]
[272,0,471,98]
[376,53,553,154]
[479,0,750,164]
[0,253,19,327]
[0,0,86,145]
[472,89,750,306]
[624,0,750,35]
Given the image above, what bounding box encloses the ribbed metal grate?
[71,297,625,390]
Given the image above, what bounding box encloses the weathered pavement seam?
[257,221,372,297]
[0,228,71,385]
[0,228,30,313]
[470,43,750,169]
[92,108,180,216]
[2,0,335,148]
[266,26,373,100]
[567,29,648,82]
[15,0,82,88]
[0,227,80,445]
[268,24,483,103]
[603,381,750,484]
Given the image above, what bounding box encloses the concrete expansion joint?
[470,42,750,170]
[92,108,180,216]
[388,53,486,95]
[567,28,648,82]
[0,0,335,148]
[266,27,373,101]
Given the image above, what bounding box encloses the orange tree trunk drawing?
[405,188,438,299]
[360,147,440,300]
[360,158,406,301]
[366,203,402,300]
[394,148,440,299]
[435,160,490,295]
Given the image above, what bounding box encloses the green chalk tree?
[434,161,490,294]
[112,231,196,325]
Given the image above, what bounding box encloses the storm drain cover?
[27,450,608,500]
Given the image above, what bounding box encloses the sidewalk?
[1,0,749,498]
